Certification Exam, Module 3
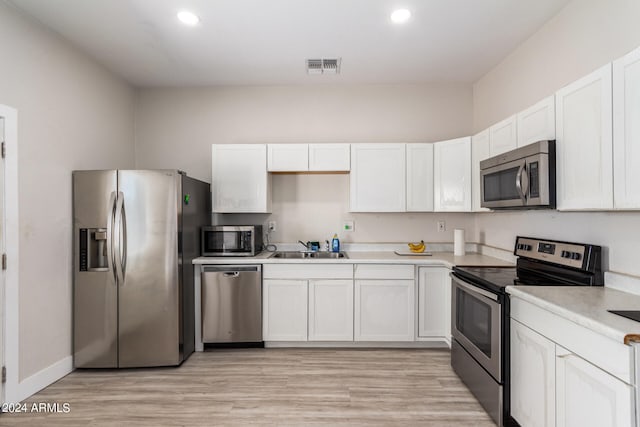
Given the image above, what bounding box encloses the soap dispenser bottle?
[331,234,340,253]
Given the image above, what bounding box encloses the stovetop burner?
[608,310,640,323]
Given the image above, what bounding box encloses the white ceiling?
[10,0,572,87]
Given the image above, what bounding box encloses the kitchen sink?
[269,251,349,259]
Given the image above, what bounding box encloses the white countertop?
[193,251,514,269]
[507,285,640,345]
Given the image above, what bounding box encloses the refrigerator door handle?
[115,192,126,285]
[120,192,127,280]
[107,191,117,284]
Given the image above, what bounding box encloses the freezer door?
[73,170,118,368]
[117,170,182,367]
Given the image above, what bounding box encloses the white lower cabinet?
[308,280,354,341]
[417,267,451,341]
[510,319,556,427]
[263,279,308,341]
[510,297,636,427]
[556,345,633,427]
[263,264,354,342]
[354,265,415,341]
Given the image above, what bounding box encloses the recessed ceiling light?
[177,10,200,26]
[390,9,411,24]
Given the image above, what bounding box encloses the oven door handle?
[451,275,499,302]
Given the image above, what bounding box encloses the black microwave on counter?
[201,225,263,256]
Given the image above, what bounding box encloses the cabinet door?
[510,319,556,427]
[556,346,633,427]
[354,279,415,341]
[350,144,406,212]
[417,267,450,339]
[309,143,350,171]
[434,137,472,212]
[517,95,556,147]
[267,144,308,171]
[308,280,354,341]
[556,64,613,210]
[471,130,491,212]
[263,279,307,341]
[406,143,434,212]
[613,47,640,209]
[489,115,518,155]
[211,144,271,213]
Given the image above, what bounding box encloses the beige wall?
[0,3,135,380]
[473,0,640,277]
[473,0,640,131]
[135,84,475,243]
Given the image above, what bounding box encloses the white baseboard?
[264,341,449,349]
[15,356,73,402]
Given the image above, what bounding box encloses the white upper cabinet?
[267,144,309,171]
[211,144,271,213]
[309,143,350,171]
[489,115,518,155]
[350,143,406,212]
[613,47,640,209]
[471,130,491,212]
[434,137,472,212]
[556,64,613,210]
[517,95,556,147]
[406,143,434,212]
[267,143,350,172]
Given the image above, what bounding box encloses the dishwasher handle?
[202,265,261,273]
[223,272,240,278]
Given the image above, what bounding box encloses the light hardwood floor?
[0,348,494,426]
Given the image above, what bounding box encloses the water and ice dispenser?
[79,228,109,271]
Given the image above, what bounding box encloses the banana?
[408,240,425,253]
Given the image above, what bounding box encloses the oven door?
[451,274,502,382]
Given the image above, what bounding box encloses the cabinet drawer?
[264,264,353,279]
[354,264,414,280]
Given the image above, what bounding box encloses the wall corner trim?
[15,356,73,403]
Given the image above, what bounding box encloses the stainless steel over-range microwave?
[480,140,556,209]
[201,225,263,256]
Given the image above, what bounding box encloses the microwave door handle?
[515,164,527,205]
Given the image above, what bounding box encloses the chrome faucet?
[298,240,310,250]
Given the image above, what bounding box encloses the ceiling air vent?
[306,58,341,75]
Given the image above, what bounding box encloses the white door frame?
[0,105,19,404]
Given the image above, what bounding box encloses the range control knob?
[524,244,532,251]
[561,250,570,258]
[571,252,582,261]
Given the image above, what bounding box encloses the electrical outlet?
[437,221,446,232]
[343,220,355,232]
[268,221,277,232]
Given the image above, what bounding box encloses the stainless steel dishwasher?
[201,265,262,343]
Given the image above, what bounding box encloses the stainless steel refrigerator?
[73,170,210,368]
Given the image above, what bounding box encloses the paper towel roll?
[454,229,466,256]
